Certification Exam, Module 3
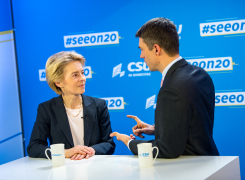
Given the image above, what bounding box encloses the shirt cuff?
[127,139,134,151]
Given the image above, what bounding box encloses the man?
[110,17,219,158]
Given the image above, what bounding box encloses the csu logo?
[101,97,126,110]
[139,153,149,157]
[128,62,149,72]
[173,23,182,39]
[200,19,245,37]
[39,66,93,81]
[177,24,182,39]
[146,95,156,109]
[170,21,182,39]
[215,92,245,106]
[64,31,120,48]
[186,57,237,72]
[112,62,151,78]
[112,63,125,78]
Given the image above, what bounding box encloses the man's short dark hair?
[135,17,179,57]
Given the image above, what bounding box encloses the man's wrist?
[151,124,155,135]
[122,138,130,146]
[127,139,133,151]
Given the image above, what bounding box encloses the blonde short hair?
[45,51,85,95]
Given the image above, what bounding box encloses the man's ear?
[153,44,161,56]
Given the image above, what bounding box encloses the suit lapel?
[53,96,74,147]
[82,94,95,146]
[156,59,188,137]
[165,59,187,79]
[161,58,188,89]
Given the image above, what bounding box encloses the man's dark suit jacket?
[27,94,115,158]
[129,59,219,158]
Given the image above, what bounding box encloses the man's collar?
[161,56,182,81]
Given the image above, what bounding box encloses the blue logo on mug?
[139,153,149,157]
[52,154,62,156]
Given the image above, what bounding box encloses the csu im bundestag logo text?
[64,31,120,48]
[112,62,150,78]
[200,19,245,36]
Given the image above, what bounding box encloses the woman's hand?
[65,146,85,158]
[70,153,85,160]
[84,147,95,159]
[65,145,95,160]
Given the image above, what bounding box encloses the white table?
[0,155,240,180]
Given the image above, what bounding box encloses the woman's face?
[58,61,86,96]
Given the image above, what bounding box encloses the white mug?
[137,143,159,168]
[45,143,65,167]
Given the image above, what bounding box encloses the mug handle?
[45,148,51,161]
[152,146,159,164]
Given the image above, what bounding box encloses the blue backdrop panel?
[0,36,22,141]
[0,135,23,165]
[0,0,24,165]
[11,0,245,176]
[0,0,12,32]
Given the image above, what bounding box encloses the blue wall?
[0,0,24,165]
[10,0,245,176]
[0,0,12,32]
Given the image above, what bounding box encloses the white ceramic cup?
[45,143,65,167]
[137,143,159,168]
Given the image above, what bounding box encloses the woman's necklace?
[63,99,83,117]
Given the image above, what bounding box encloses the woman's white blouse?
[65,106,84,147]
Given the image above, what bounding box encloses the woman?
[27,51,115,160]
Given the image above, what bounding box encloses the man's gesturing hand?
[127,115,155,138]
